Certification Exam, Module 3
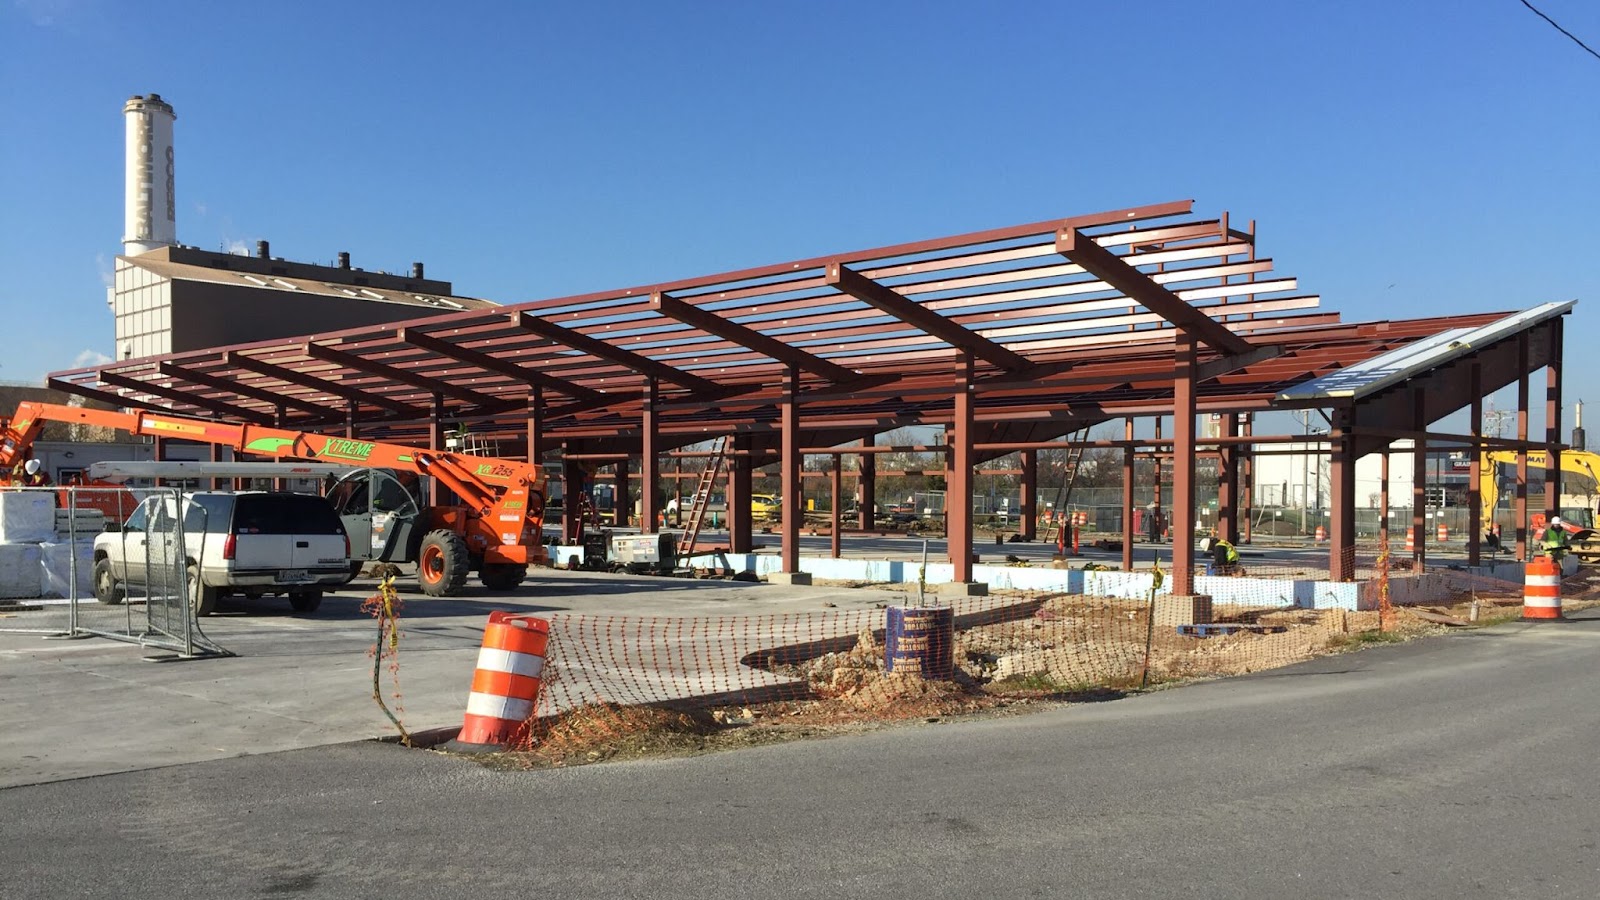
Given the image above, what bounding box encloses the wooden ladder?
[677,435,730,561]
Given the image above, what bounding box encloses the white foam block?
[39,540,95,599]
[0,542,43,599]
[0,491,57,544]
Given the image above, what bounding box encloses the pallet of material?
[0,491,56,544]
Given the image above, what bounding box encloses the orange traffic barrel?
[1436,523,1449,542]
[1314,525,1326,541]
[454,612,551,750]
[1404,530,1415,555]
[1522,556,1562,621]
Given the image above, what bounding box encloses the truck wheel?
[288,589,323,613]
[187,563,218,617]
[417,530,471,597]
[93,557,125,606]
[479,564,527,591]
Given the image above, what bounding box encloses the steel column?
[1380,450,1390,553]
[1122,417,1135,571]
[780,368,801,573]
[831,455,842,558]
[640,381,660,532]
[563,452,584,546]
[858,436,876,530]
[1516,333,1530,559]
[1019,450,1038,541]
[1218,412,1238,543]
[1171,334,1197,596]
[428,393,444,508]
[209,441,223,491]
[1468,364,1483,566]
[615,461,631,529]
[1546,317,1564,521]
[525,387,545,463]
[949,355,975,583]
[1328,407,1355,580]
[730,434,754,554]
[1241,414,1254,544]
[272,405,286,492]
[1412,392,1427,569]
[345,400,358,440]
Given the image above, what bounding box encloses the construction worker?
[1207,535,1241,575]
[1541,515,1570,564]
[18,458,50,487]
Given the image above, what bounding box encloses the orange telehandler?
[0,402,549,596]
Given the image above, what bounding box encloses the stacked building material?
[39,541,95,599]
[0,491,57,599]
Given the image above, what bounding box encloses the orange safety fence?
[501,557,1589,761]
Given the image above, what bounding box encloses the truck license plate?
[276,569,313,584]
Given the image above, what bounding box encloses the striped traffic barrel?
[456,612,551,749]
[1522,556,1562,621]
[1436,523,1449,542]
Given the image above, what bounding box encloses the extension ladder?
[678,436,730,560]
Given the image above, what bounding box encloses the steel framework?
[47,200,1571,594]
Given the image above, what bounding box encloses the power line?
[1519,0,1600,63]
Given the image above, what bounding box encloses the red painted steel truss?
[47,198,1566,592]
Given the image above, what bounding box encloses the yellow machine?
[1480,449,1600,562]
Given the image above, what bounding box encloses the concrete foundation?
[937,581,989,597]
[1154,594,1213,628]
[766,572,813,586]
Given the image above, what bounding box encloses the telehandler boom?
[1,402,548,595]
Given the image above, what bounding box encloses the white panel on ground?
[0,492,56,544]
[0,543,43,599]
[39,541,95,599]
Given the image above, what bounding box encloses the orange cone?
[453,612,550,751]
[1522,556,1562,620]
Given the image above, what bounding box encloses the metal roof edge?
[1275,300,1576,403]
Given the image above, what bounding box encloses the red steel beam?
[508,310,722,393]
[225,351,416,417]
[46,377,166,413]
[1056,228,1254,356]
[824,264,1031,372]
[398,326,607,404]
[651,291,858,383]
[303,342,488,406]
[96,371,272,425]
[158,361,338,418]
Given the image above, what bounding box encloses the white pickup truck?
[92,491,351,615]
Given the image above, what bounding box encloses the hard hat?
[23,459,40,476]
[1550,515,1563,526]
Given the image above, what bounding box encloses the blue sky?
[3,0,1597,437]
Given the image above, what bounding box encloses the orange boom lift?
[0,402,549,596]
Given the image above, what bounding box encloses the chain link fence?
[0,486,227,659]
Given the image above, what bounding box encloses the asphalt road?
[5,610,1597,899]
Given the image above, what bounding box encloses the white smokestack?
[123,93,176,256]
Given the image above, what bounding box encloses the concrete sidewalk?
[0,569,886,788]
